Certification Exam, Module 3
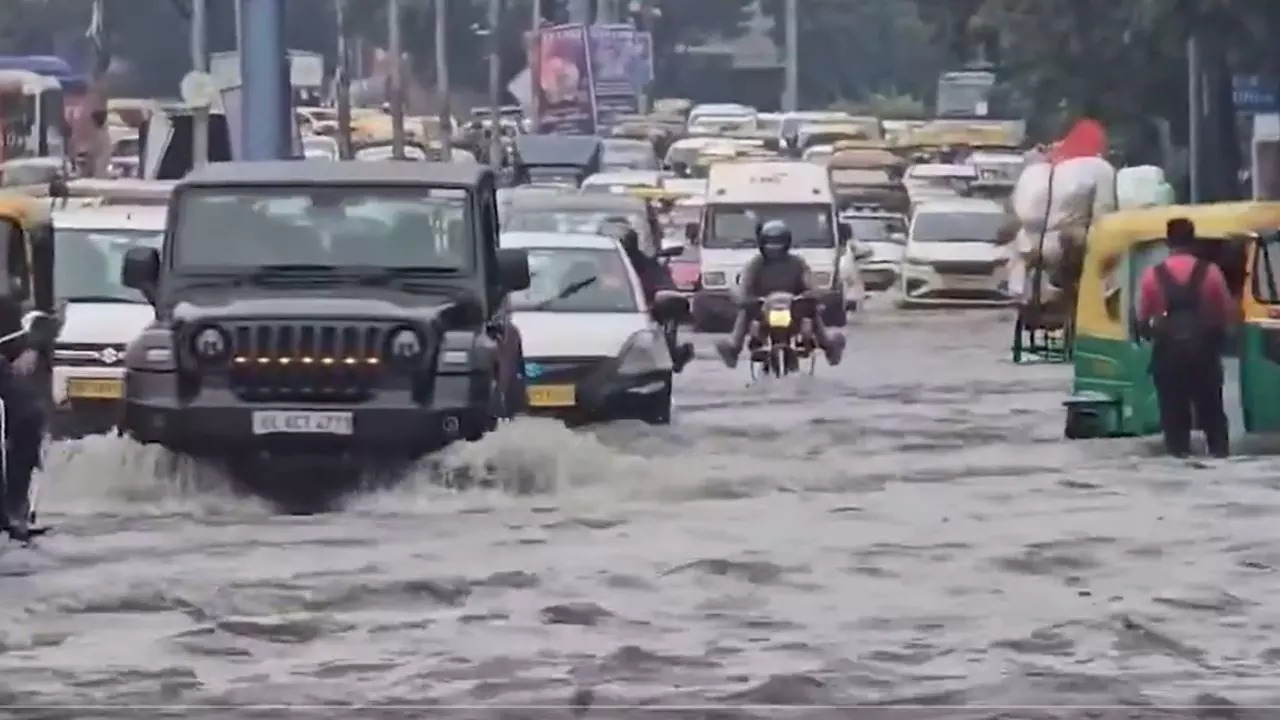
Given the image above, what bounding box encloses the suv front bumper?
[122,371,488,458]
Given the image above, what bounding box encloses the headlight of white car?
[616,329,672,376]
[812,271,833,288]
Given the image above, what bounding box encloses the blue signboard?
[1233,74,1279,113]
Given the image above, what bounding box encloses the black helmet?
[757,219,792,260]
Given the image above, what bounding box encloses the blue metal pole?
[239,0,287,160]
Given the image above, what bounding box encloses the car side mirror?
[684,221,699,241]
[838,223,852,242]
[121,246,160,301]
[651,289,690,322]
[496,247,531,292]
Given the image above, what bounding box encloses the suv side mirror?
[684,221,698,241]
[121,246,160,298]
[496,248,531,292]
[651,289,690,322]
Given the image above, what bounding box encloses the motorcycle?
[0,310,55,539]
[747,292,818,379]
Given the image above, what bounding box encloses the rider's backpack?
[1150,259,1212,360]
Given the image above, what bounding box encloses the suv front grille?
[219,322,390,403]
[932,260,1001,276]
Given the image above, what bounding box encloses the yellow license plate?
[527,384,576,408]
[767,309,792,328]
[66,378,124,399]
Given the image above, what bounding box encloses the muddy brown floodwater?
[3,308,1278,718]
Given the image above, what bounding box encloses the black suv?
[119,161,531,492]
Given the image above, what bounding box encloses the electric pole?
[437,0,452,159]
[389,0,405,159]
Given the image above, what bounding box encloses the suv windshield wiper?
[529,276,597,311]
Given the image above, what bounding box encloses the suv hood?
[173,294,452,323]
[906,241,1006,264]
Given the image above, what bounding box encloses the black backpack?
[1151,259,1211,358]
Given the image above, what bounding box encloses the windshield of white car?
[912,211,1004,242]
[509,248,639,313]
[706,203,835,249]
[847,216,907,244]
[172,187,471,270]
[504,209,645,238]
[57,228,163,303]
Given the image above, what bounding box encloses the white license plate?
[251,411,354,436]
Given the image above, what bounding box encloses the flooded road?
[4,308,1277,715]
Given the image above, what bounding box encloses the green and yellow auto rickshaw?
[0,193,58,403]
[1063,201,1280,439]
[1238,228,1280,432]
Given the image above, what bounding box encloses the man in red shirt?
[1136,218,1234,458]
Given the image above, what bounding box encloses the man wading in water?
[1136,218,1234,458]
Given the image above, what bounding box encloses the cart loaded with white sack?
[1005,150,1175,364]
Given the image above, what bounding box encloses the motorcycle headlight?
[386,326,425,367]
[616,329,672,376]
[701,271,727,288]
[191,326,230,365]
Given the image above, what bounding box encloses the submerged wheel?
[640,381,673,425]
[1064,408,1087,439]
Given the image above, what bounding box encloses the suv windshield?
[706,203,835,249]
[58,228,164,302]
[172,187,470,269]
[504,208,645,237]
[847,216,907,244]
[509,248,638,313]
[912,211,1004,242]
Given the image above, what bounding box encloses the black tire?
[1064,409,1086,439]
[821,303,847,327]
[641,381,673,425]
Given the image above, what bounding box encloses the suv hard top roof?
[178,160,491,189]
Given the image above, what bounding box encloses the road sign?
[1234,74,1279,113]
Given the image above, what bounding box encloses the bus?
[935,68,1000,119]
[0,55,85,159]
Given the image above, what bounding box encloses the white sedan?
[501,231,689,425]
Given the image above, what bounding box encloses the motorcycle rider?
[0,288,45,542]
[715,219,846,368]
[603,221,694,372]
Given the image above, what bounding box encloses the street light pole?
[783,0,798,112]
[436,0,452,158]
[389,0,405,159]
[487,0,502,169]
[191,0,209,168]
[530,0,542,132]
[335,0,352,159]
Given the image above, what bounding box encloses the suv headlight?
[191,325,231,366]
[126,330,177,371]
[616,329,672,376]
[385,326,425,368]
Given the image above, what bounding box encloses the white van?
[900,197,1012,307]
[688,161,860,331]
[49,205,163,437]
